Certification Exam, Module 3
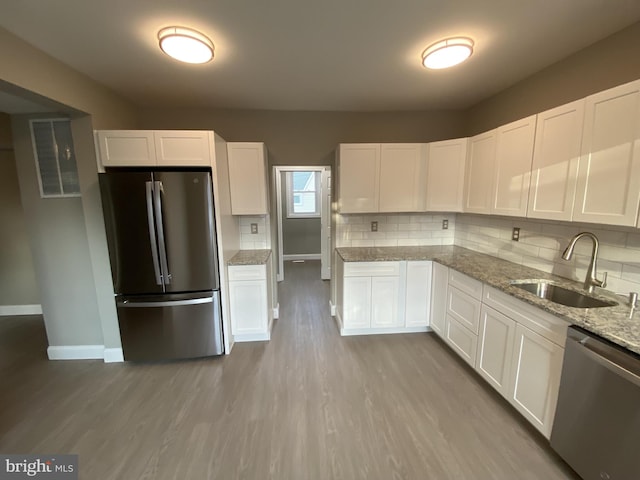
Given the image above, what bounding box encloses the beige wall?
[0,27,137,351]
[0,113,39,306]
[137,108,466,167]
[466,21,640,135]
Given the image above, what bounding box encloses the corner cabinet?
[464,130,497,214]
[96,130,212,167]
[426,138,467,212]
[337,143,380,213]
[227,142,269,215]
[573,79,640,226]
[334,258,433,335]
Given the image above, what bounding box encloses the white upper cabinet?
[378,143,426,212]
[426,138,467,212]
[337,144,380,213]
[464,130,497,214]
[492,115,537,217]
[155,131,211,167]
[573,80,640,226]
[96,130,212,168]
[97,130,156,167]
[527,100,584,221]
[227,142,269,215]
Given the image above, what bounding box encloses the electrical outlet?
[371,221,378,232]
[512,227,520,241]
[442,219,448,230]
[251,223,258,234]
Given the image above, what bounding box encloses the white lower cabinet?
[509,323,564,438]
[429,262,448,337]
[476,305,516,397]
[336,259,432,335]
[445,315,478,367]
[228,263,273,342]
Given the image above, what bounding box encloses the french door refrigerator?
[99,170,224,361]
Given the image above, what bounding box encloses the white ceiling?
[1,0,640,112]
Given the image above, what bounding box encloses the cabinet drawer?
[344,261,400,277]
[445,315,478,368]
[482,286,568,347]
[449,269,483,299]
[447,286,481,334]
[228,264,266,281]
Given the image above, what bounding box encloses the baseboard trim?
[47,345,105,360]
[0,304,43,316]
[283,254,321,261]
[233,332,270,342]
[341,326,430,336]
[103,348,124,363]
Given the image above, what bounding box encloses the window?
[29,118,80,198]
[286,171,320,218]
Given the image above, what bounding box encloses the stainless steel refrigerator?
[99,170,224,361]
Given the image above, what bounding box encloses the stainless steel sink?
[510,281,617,308]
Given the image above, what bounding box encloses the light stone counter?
[228,249,271,266]
[336,246,640,356]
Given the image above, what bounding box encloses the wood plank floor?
[0,260,579,479]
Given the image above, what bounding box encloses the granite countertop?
[228,249,271,266]
[336,246,640,356]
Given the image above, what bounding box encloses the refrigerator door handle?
[118,297,213,308]
[153,180,172,284]
[145,181,163,285]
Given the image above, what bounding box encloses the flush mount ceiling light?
[422,37,474,69]
[158,26,214,64]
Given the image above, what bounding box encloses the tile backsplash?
[455,214,640,294]
[336,213,455,248]
[239,216,268,249]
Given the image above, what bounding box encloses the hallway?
[0,261,577,479]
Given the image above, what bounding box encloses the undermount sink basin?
[510,281,617,309]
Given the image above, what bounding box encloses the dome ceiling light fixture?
[422,37,474,69]
[158,26,214,64]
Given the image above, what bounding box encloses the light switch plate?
[251,223,258,234]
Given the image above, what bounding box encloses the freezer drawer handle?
[145,181,162,286]
[118,297,214,308]
[571,336,640,387]
[153,180,172,284]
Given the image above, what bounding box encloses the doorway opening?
[273,166,331,282]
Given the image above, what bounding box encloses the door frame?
[273,166,331,282]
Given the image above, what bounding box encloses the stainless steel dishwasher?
[550,326,640,480]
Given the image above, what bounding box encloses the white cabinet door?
[371,276,401,328]
[343,276,372,329]
[509,324,564,438]
[154,131,211,166]
[227,142,269,215]
[229,279,268,336]
[476,305,516,398]
[378,143,425,212]
[338,144,380,213]
[527,100,584,221]
[405,261,432,328]
[429,262,448,338]
[96,130,156,167]
[574,80,640,226]
[492,115,536,217]
[445,315,478,368]
[426,138,467,212]
[464,130,496,214]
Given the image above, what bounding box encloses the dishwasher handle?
[570,333,640,388]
